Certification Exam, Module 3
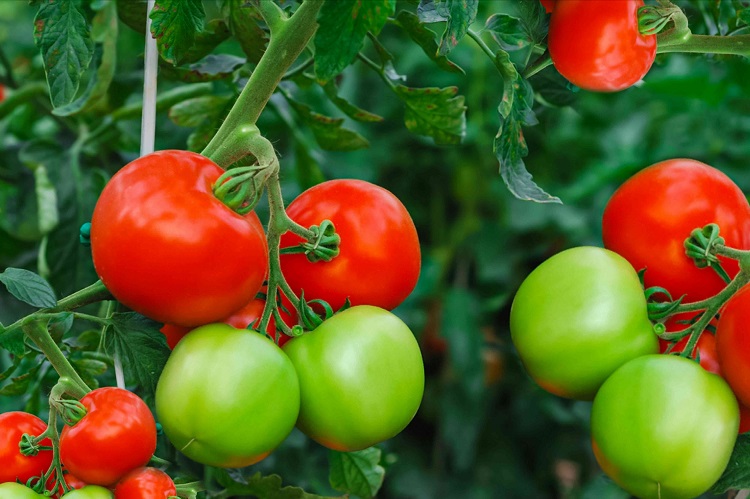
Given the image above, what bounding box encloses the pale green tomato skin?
[0,482,45,498]
[155,324,300,467]
[510,246,658,400]
[283,305,425,451]
[61,485,114,498]
[592,355,739,499]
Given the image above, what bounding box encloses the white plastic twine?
[115,0,158,390]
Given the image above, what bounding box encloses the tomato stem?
[655,5,750,56]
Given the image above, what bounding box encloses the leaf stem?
[522,54,553,79]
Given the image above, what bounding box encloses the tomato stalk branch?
[654,4,750,56]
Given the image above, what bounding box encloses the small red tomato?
[114,467,176,499]
[540,0,555,13]
[659,331,721,376]
[0,412,52,484]
[60,388,157,486]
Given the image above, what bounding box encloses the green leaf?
[284,92,370,151]
[179,19,232,65]
[33,0,94,108]
[0,354,23,383]
[221,0,267,64]
[214,468,339,499]
[0,328,27,357]
[0,364,41,396]
[115,0,147,34]
[320,80,384,123]
[393,85,466,145]
[711,433,750,493]
[53,0,118,117]
[329,448,385,499]
[160,54,245,83]
[104,312,171,398]
[48,312,74,342]
[740,9,750,27]
[485,14,533,52]
[395,10,464,74]
[70,358,108,389]
[168,95,233,152]
[150,0,205,66]
[0,268,57,308]
[419,0,478,56]
[314,0,397,82]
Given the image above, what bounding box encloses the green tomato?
[283,305,424,451]
[510,246,658,400]
[61,485,113,498]
[155,324,300,467]
[0,482,44,499]
[592,354,738,499]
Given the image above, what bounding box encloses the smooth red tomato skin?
[603,159,750,302]
[279,179,420,311]
[717,284,750,407]
[113,468,176,499]
[540,0,555,13]
[548,0,656,92]
[60,388,157,486]
[91,150,268,327]
[592,355,738,499]
[0,412,53,484]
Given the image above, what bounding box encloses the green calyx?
[213,165,269,215]
[280,220,341,263]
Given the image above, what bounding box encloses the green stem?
[53,280,111,312]
[256,0,288,32]
[467,29,496,62]
[21,320,90,395]
[0,44,18,88]
[201,0,324,166]
[655,6,750,55]
[522,55,553,78]
[357,53,397,91]
[0,81,48,120]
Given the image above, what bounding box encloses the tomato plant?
[283,306,424,451]
[0,482,45,498]
[90,150,268,327]
[510,246,658,400]
[113,467,175,499]
[279,179,420,311]
[603,159,750,302]
[0,412,52,484]
[591,355,738,499]
[548,0,656,92]
[155,324,299,467]
[59,388,157,486]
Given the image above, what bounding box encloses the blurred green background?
[2,1,750,497]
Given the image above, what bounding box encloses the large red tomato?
[603,159,750,302]
[91,150,268,327]
[114,467,176,499]
[60,388,157,486]
[0,412,52,484]
[279,180,420,311]
[548,0,656,92]
[716,284,750,407]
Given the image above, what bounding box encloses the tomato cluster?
[512,158,750,497]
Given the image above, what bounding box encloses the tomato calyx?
[637,3,681,36]
[212,165,270,215]
[684,223,731,282]
[51,398,88,427]
[18,433,49,458]
[280,219,341,263]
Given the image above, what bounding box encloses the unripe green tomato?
[60,485,113,498]
[283,305,424,451]
[155,324,300,467]
[510,246,658,399]
[0,482,45,498]
[591,355,738,499]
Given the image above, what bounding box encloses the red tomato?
[659,331,721,376]
[0,412,52,484]
[60,388,157,486]
[603,159,750,302]
[540,0,555,13]
[716,284,750,407]
[548,0,656,91]
[740,403,750,434]
[91,150,268,327]
[114,467,176,499]
[279,180,420,311]
[160,296,296,349]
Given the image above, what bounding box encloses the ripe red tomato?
[603,159,750,302]
[548,0,656,91]
[716,284,750,407]
[91,150,268,327]
[0,84,5,103]
[0,412,52,484]
[540,0,555,13]
[160,296,296,349]
[60,388,157,486]
[279,179,420,311]
[114,467,176,499]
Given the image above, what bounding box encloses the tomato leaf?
[0,364,41,396]
[115,0,147,34]
[214,468,340,499]
[150,0,205,66]
[53,0,118,117]
[710,433,750,493]
[180,19,232,65]
[0,328,27,357]
[160,54,245,83]
[70,358,108,389]
[417,0,478,56]
[169,95,233,152]
[104,312,171,399]
[33,0,94,108]
[485,14,533,52]
[395,10,464,74]
[320,80,384,123]
[314,0,397,83]
[0,268,57,308]
[281,89,370,151]
[393,85,466,145]
[221,0,267,64]
[328,448,385,499]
